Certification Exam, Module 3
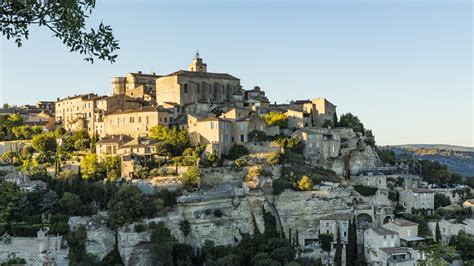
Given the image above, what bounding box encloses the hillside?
[387,144,474,177]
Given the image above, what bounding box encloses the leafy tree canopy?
[261,112,288,128]
[1,0,119,63]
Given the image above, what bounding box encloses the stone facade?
[399,188,434,214]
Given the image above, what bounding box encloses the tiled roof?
[18,180,47,187]
[96,135,133,145]
[391,219,417,227]
[380,247,410,255]
[413,188,434,193]
[320,211,354,221]
[107,106,157,115]
[372,226,397,235]
[164,70,239,80]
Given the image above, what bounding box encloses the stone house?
[293,127,341,164]
[155,55,243,106]
[117,137,159,178]
[55,93,102,136]
[111,71,161,97]
[286,109,312,129]
[351,174,387,189]
[364,226,416,265]
[288,98,337,126]
[318,211,354,243]
[95,135,133,161]
[427,219,474,241]
[102,106,177,138]
[383,219,424,247]
[399,188,435,214]
[187,114,233,157]
[18,180,47,192]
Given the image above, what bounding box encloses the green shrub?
[234,158,247,168]
[319,233,333,251]
[227,144,249,160]
[134,223,147,233]
[353,185,378,196]
[248,130,267,142]
[182,166,200,187]
[50,222,69,235]
[267,152,281,166]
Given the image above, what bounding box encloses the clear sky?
[0,0,472,146]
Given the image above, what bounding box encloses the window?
[130,117,134,123]
[164,117,167,123]
[184,84,188,93]
[210,122,215,129]
[343,232,347,237]
[325,223,329,227]
[138,117,142,123]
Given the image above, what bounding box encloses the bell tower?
[188,51,207,72]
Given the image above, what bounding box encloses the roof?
[391,219,417,227]
[56,93,99,102]
[320,211,354,221]
[121,137,158,148]
[18,180,47,187]
[401,236,425,242]
[164,70,239,80]
[188,113,233,123]
[292,100,311,104]
[107,106,157,115]
[371,226,397,235]
[96,135,133,145]
[464,199,474,205]
[128,72,162,78]
[380,247,410,255]
[413,188,434,193]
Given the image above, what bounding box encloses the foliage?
[66,225,98,264]
[234,158,247,168]
[261,112,288,128]
[80,153,100,180]
[101,246,124,266]
[1,0,119,63]
[435,222,442,242]
[150,125,190,157]
[267,152,281,166]
[319,233,333,251]
[107,185,145,229]
[420,160,462,184]
[0,180,19,223]
[338,113,365,133]
[334,226,342,266]
[353,185,378,197]
[248,130,267,142]
[417,242,455,266]
[227,143,249,160]
[346,217,358,266]
[151,222,177,266]
[449,231,474,262]
[182,166,200,188]
[245,165,263,182]
[434,193,451,210]
[297,175,313,191]
[59,192,82,216]
[134,223,147,233]
[31,133,57,155]
[179,220,191,237]
[364,129,376,147]
[102,156,121,181]
[376,148,396,165]
[203,152,221,168]
[276,136,304,154]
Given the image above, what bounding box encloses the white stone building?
[399,188,434,214]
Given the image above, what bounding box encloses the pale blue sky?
[0,0,472,146]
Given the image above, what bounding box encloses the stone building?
[111,71,161,98]
[318,211,354,243]
[383,219,424,247]
[95,135,133,161]
[102,106,178,138]
[218,106,267,143]
[118,137,159,178]
[351,174,387,189]
[288,98,337,126]
[293,127,342,164]
[55,93,101,135]
[155,55,243,106]
[187,114,233,156]
[286,109,312,129]
[399,188,435,214]
[243,86,270,114]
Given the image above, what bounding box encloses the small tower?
[188,51,207,72]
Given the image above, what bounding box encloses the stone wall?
[242,142,279,154]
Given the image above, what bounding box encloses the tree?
[107,185,145,228]
[449,231,474,262]
[80,153,100,180]
[59,192,82,215]
[102,156,121,181]
[334,226,342,266]
[182,166,200,188]
[297,175,313,191]
[150,125,190,156]
[248,130,267,142]
[151,222,177,265]
[31,133,57,156]
[1,1,119,63]
[434,193,451,210]
[346,217,358,266]
[338,113,364,133]
[435,222,442,242]
[227,143,249,160]
[417,242,455,266]
[261,112,288,128]
[0,179,19,223]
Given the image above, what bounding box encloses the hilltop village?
[0,55,473,265]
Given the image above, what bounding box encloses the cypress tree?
[288,228,292,244]
[295,229,299,247]
[334,226,342,266]
[346,219,354,266]
[435,221,442,242]
[352,216,358,263]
